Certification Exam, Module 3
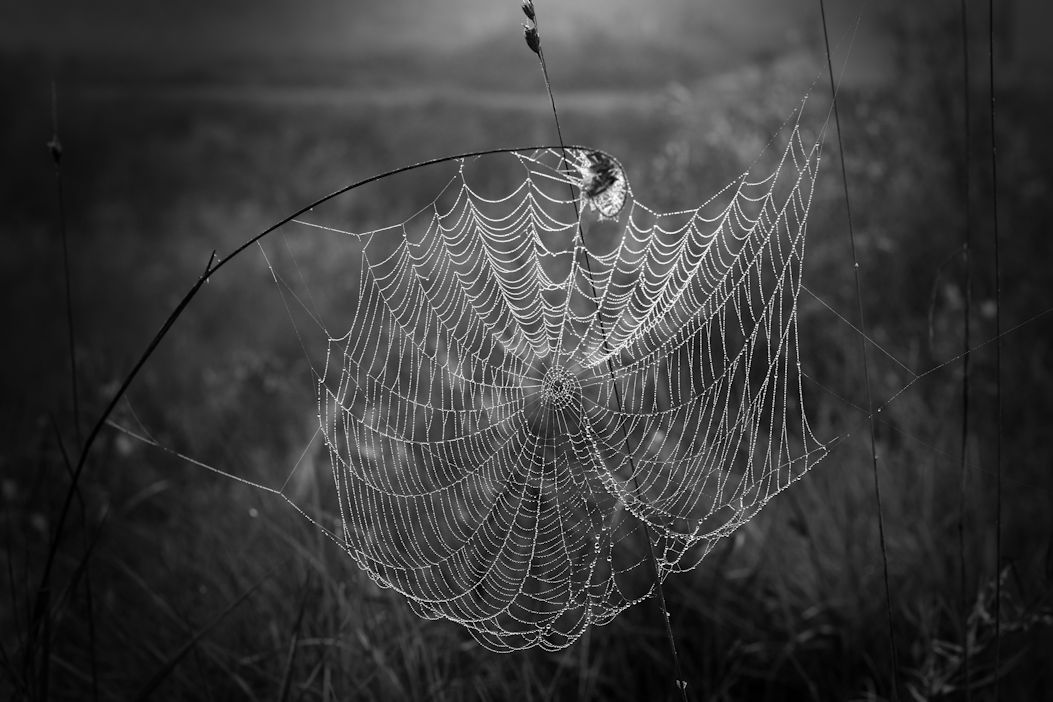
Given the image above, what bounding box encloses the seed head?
[521,0,536,21]
[523,24,541,55]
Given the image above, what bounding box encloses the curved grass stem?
[958,0,974,694]
[30,142,607,664]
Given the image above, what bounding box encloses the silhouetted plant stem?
[49,414,99,701]
[816,0,899,697]
[525,7,689,700]
[958,0,974,695]
[49,82,81,446]
[29,142,610,678]
[27,80,84,701]
[987,1,1003,697]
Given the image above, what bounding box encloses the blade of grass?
[0,641,18,692]
[38,586,50,701]
[49,81,81,446]
[4,481,27,664]
[278,576,312,702]
[20,79,84,695]
[49,413,100,701]
[957,0,974,696]
[816,0,899,696]
[131,569,271,702]
[986,1,1003,698]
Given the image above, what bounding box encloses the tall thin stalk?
[522,5,689,699]
[49,81,81,444]
[957,0,974,695]
[27,80,90,701]
[27,142,608,672]
[816,0,899,696]
[986,1,1003,697]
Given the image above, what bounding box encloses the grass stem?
[527,9,689,700]
[28,143,611,685]
[50,81,81,446]
[957,0,974,695]
[816,0,900,696]
[987,1,1003,697]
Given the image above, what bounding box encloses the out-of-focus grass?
[3,12,1053,699]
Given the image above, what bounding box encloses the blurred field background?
[3,0,1053,699]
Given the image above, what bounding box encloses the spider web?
[259,106,830,652]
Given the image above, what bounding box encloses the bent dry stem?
[47,121,830,667]
[31,143,604,649]
[525,5,688,697]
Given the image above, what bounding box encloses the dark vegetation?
[2,4,1052,700]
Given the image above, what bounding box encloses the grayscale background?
[3,1,1051,699]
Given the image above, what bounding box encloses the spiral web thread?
[299,110,827,652]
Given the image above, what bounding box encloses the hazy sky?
[3,0,822,61]
[2,0,1048,83]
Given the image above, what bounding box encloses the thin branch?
[525,6,689,700]
[28,142,609,661]
[817,0,900,697]
[49,81,81,444]
[958,0,974,695]
[987,1,1003,697]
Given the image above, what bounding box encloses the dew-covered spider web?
[115,100,832,653]
[244,105,831,652]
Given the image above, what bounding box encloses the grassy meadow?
[3,4,1053,700]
